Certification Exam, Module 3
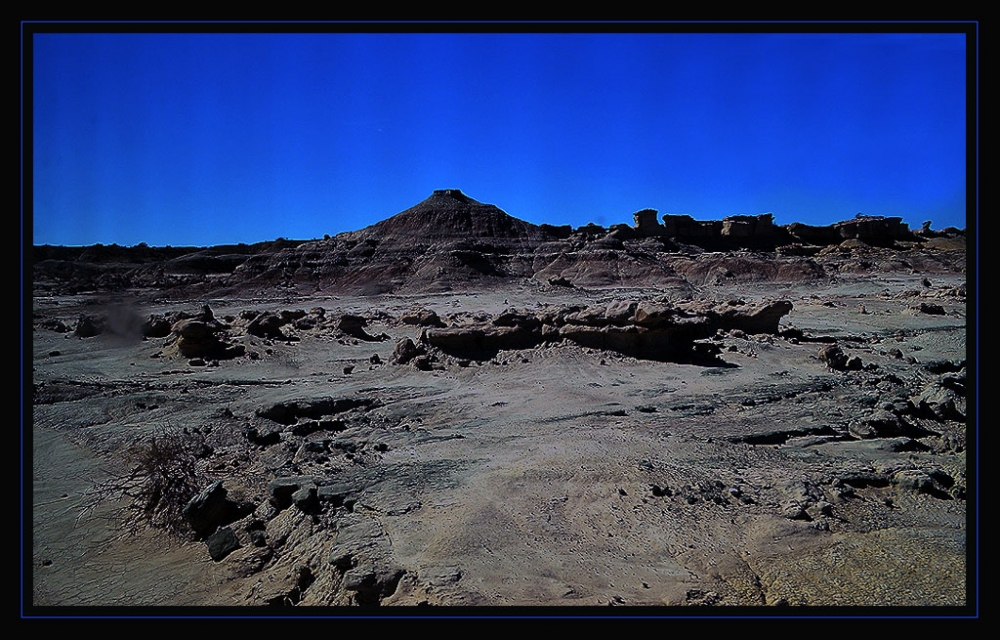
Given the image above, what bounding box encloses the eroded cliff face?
[33,189,966,299]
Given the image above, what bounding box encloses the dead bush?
[83,430,209,538]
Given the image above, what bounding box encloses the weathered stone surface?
[268,476,321,510]
[205,526,240,561]
[892,469,956,498]
[423,325,540,358]
[400,309,445,327]
[256,397,377,425]
[246,311,289,339]
[391,337,424,365]
[343,562,406,605]
[913,374,966,421]
[316,482,363,508]
[182,481,242,539]
[818,343,849,370]
[328,515,386,569]
[338,314,383,341]
[702,299,795,334]
[848,410,907,439]
[405,298,792,363]
[170,316,246,360]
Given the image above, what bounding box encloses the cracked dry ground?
[29,276,969,610]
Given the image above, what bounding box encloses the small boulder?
[268,476,320,510]
[183,481,234,539]
[391,337,424,365]
[74,314,105,337]
[171,317,244,359]
[918,302,946,315]
[913,374,966,421]
[818,344,849,370]
[246,311,288,339]
[400,309,445,327]
[183,481,254,539]
[205,526,240,561]
[343,562,406,605]
[291,485,319,513]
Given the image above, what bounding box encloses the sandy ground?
[27,275,971,615]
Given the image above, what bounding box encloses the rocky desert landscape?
[27,190,973,616]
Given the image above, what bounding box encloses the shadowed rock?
[268,476,321,510]
[337,314,386,341]
[257,397,379,425]
[414,299,791,363]
[391,337,425,365]
[205,526,240,561]
[74,314,105,337]
[818,344,849,370]
[247,311,291,340]
[913,374,966,421]
[400,309,446,327]
[170,315,246,360]
[183,481,254,539]
[422,325,540,359]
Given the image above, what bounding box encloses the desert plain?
[27,190,973,615]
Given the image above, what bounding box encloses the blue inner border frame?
[20,16,979,623]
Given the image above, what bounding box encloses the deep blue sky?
[30,26,970,247]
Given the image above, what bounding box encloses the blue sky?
[29,25,971,247]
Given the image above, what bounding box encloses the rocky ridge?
[33,189,966,299]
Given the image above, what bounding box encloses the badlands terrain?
[28,190,973,615]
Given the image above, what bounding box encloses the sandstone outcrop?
[391,337,425,365]
[787,214,913,247]
[414,298,793,363]
[399,309,445,327]
[632,208,665,237]
[169,305,245,360]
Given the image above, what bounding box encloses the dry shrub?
[84,430,209,538]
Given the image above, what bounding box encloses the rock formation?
[632,208,665,237]
[169,305,245,360]
[32,190,964,299]
[787,214,913,247]
[414,298,793,363]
